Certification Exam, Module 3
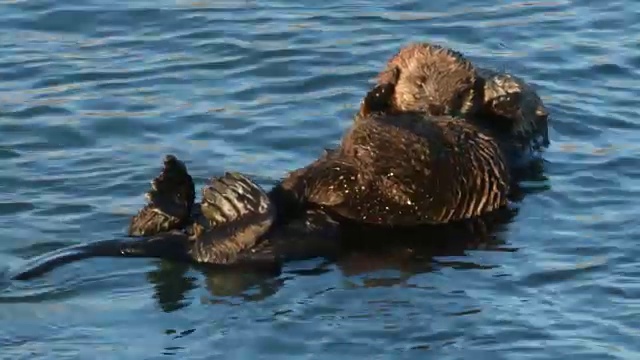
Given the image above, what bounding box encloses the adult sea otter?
[10,42,550,281]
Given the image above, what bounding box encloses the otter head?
[481,72,550,151]
[376,42,482,117]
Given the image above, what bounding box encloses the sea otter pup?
[376,42,550,158]
[10,42,549,280]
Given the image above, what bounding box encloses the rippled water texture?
[1,0,639,358]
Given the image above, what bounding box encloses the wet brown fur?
[276,87,510,227]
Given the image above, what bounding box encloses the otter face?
[376,42,482,117]
[480,70,550,151]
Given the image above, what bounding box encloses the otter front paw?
[128,155,195,236]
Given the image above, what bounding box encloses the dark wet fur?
[278,119,511,226]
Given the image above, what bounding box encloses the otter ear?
[376,64,401,86]
[358,67,400,118]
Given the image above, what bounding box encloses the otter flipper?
[11,173,275,280]
[187,172,276,265]
[199,172,272,226]
[128,155,195,236]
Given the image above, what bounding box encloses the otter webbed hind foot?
[11,173,276,281]
[192,173,342,266]
[187,172,277,265]
[199,172,273,227]
[128,155,195,236]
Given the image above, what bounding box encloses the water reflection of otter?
[10,42,549,281]
[148,206,519,310]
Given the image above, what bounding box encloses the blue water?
[1,0,639,358]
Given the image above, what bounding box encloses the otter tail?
[10,232,189,281]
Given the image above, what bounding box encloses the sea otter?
[9,42,550,280]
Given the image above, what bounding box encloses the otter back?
[279,112,511,226]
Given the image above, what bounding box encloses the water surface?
[1,0,639,359]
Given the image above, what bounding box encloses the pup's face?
[376,42,482,117]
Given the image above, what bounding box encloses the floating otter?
[9,42,550,281]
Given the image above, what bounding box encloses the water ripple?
[1,0,640,358]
